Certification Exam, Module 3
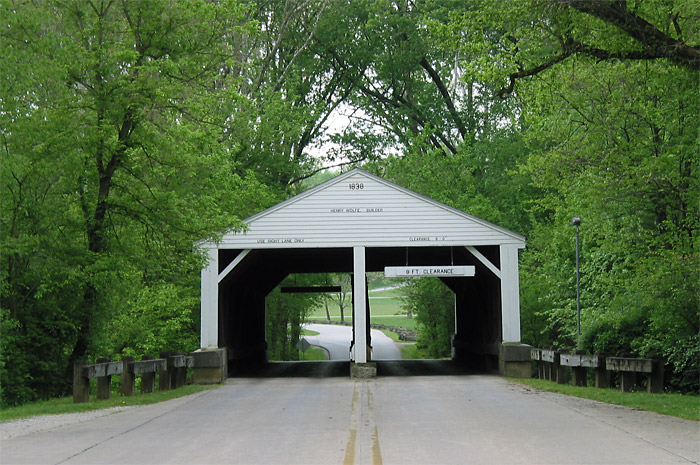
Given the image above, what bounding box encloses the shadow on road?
[232,360,486,378]
[377,360,486,376]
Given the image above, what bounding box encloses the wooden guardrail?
[73,353,194,403]
[606,356,664,393]
[530,349,663,393]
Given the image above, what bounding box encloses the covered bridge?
[198,168,530,377]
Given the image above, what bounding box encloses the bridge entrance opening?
[199,169,530,379]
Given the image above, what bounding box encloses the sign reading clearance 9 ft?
[384,266,476,278]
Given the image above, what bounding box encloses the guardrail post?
[121,356,135,396]
[618,355,637,392]
[159,352,174,391]
[73,359,89,403]
[571,350,587,387]
[554,349,570,385]
[530,348,543,379]
[178,354,188,387]
[141,355,156,393]
[594,353,609,388]
[96,357,112,400]
[648,355,664,394]
[541,348,554,381]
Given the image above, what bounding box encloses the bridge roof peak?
[206,168,526,249]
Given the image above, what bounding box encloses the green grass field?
[307,286,419,331]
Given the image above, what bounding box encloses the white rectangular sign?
[384,265,475,278]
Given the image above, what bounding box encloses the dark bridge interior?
[217,246,503,375]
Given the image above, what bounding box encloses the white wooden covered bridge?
[198,168,530,377]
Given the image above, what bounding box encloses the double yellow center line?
[344,380,383,465]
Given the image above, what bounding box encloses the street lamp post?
[572,217,582,337]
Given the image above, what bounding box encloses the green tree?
[266,275,325,361]
[1,0,274,405]
[402,278,454,358]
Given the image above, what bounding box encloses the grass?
[380,329,401,342]
[0,384,220,422]
[299,346,329,361]
[308,295,419,332]
[398,343,434,360]
[509,378,700,421]
[308,287,413,327]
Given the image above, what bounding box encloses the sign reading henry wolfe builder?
[384,265,476,278]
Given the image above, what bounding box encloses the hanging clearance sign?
[384,265,475,278]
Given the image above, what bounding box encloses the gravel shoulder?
[0,407,134,440]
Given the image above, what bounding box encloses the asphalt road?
[304,324,402,361]
[2,366,698,465]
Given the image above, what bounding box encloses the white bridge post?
[200,247,218,349]
[352,246,368,364]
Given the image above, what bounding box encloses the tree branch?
[561,0,700,69]
[419,57,468,141]
[498,48,574,98]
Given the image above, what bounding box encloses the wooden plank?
[217,249,251,284]
[559,354,581,367]
[541,349,555,363]
[170,355,187,368]
[466,246,501,279]
[186,356,194,369]
[280,286,342,293]
[530,348,541,361]
[580,355,600,368]
[82,361,123,379]
[130,359,167,374]
[606,357,653,373]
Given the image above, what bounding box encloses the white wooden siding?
[211,169,526,249]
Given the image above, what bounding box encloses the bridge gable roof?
[210,168,525,249]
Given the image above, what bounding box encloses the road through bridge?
[3,368,698,464]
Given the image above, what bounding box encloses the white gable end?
[214,169,524,249]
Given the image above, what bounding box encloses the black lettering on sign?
[348,182,364,190]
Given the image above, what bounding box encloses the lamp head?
[572,216,582,226]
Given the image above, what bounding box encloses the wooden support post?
[571,366,586,386]
[554,350,570,385]
[176,354,187,388]
[620,371,635,392]
[141,355,156,393]
[541,348,554,381]
[96,357,111,400]
[648,356,664,394]
[73,359,89,403]
[160,352,174,391]
[571,351,587,387]
[121,356,135,396]
[594,353,610,388]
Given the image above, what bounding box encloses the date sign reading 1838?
[348,182,364,190]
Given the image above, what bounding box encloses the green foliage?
[266,275,325,361]
[516,56,699,391]
[368,1,699,393]
[402,278,454,358]
[1,0,697,406]
[0,0,274,406]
